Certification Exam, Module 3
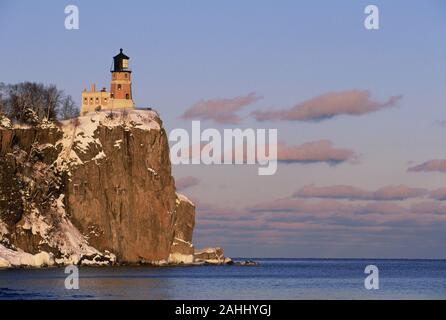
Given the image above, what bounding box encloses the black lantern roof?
[112,48,131,72]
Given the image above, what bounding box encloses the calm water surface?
[0,259,445,299]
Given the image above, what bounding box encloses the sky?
[1,0,446,258]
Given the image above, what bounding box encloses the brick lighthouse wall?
[110,72,132,100]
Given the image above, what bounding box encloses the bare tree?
[45,84,62,120]
[59,95,79,120]
[0,93,4,116]
[0,82,79,124]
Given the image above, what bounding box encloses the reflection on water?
[1,259,446,300]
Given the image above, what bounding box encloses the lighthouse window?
[95,98,99,103]
[125,73,128,78]
[126,94,129,100]
[118,84,122,90]
[84,98,87,104]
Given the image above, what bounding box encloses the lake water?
[1,259,445,299]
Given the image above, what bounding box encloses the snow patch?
[21,208,51,237]
[147,167,158,176]
[174,237,193,248]
[0,116,12,129]
[51,194,103,265]
[65,110,160,132]
[168,252,194,264]
[176,193,194,206]
[114,139,123,149]
[0,220,8,237]
[195,247,220,255]
[0,244,54,268]
[92,151,106,162]
[55,110,160,171]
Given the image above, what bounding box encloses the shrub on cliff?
[0,82,79,124]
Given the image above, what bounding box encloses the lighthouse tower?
[109,48,135,110]
[80,49,136,115]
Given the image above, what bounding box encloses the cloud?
[407,159,446,173]
[181,139,357,166]
[181,92,262,124]
[373,185,427,200]
[249,197,446,221]
[196,202,260,222]
[193,196,446,257]
[434,120,446,128]
[294,185,368,199]
[249,198,307,213]
[410,201,446,215]
[293,184,427,201]
[176,176,200,191]
[430,188,446,201]
[276,140,358,164]
[358,202,407,215]
[251,90,402,122]
[249,198,357,215]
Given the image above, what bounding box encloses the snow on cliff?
[55,110,160,170]
[0,194,115,267]
[0,245,53,268]
[176,193,195,206]
[51,195,115,265]
[0,115,12,129]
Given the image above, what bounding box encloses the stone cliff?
[0,110,201,267]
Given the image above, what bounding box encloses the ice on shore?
[0,244,54,268]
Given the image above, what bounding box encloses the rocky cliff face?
[0,110,198,267]
[168,194,195,264]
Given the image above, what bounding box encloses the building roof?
[114,48,129,60]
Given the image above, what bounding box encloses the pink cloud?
[373,185,427,200]
[293,184,427,201]
[408,159,446,173]
[249,197,446,226]
[176,176,200,191]
[181,92,262,124]
[183,139,357,166]
[249,198,307,213]
[250,198,357,216]
[410,201,446,215]
[294,185,368,199]
[196,202,256,221]
[276,140,358,164]
[430,188,446,201]
[251,90,402,122]
[358,202,406,215]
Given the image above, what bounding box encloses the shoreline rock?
[235,260,259,266]
[194,247,233,265]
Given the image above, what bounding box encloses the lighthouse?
[80,49,135,115]
[109,49,134,109]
